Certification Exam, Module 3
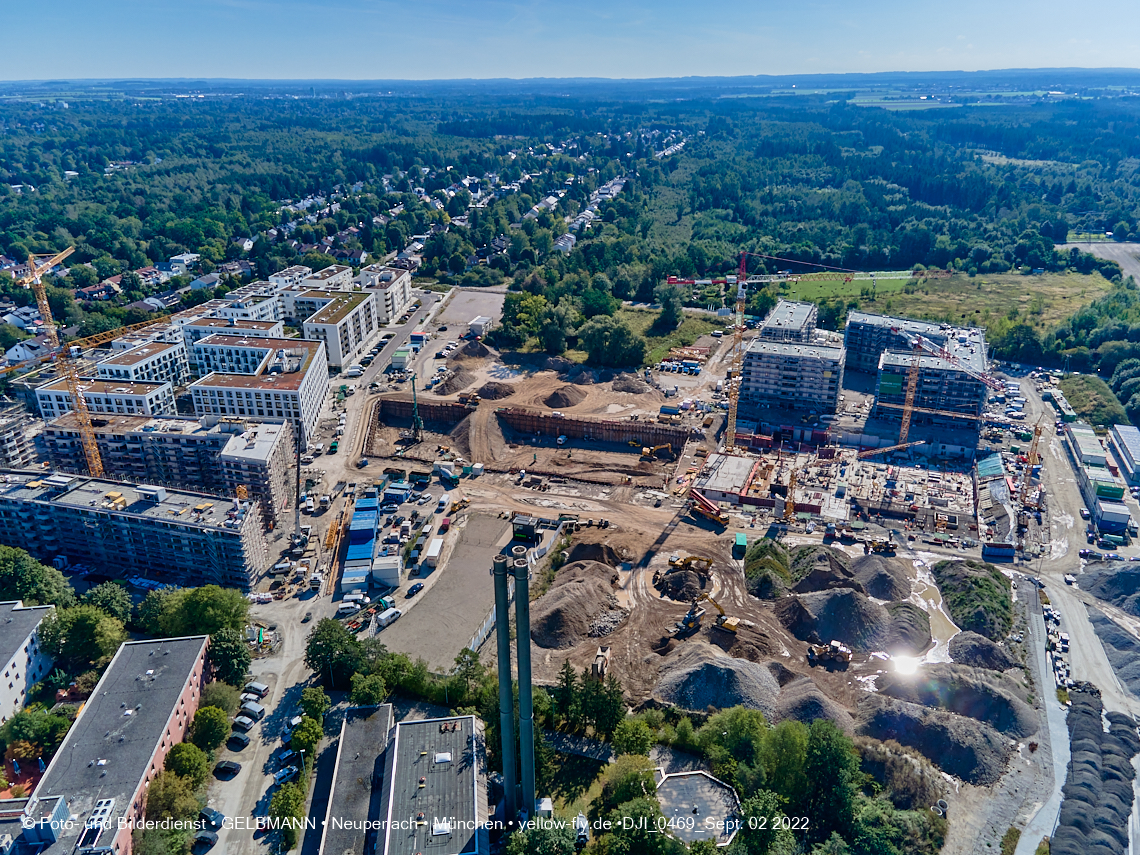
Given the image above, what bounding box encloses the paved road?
[1057,241,1140,281]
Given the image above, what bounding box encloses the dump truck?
[807,640,853,667]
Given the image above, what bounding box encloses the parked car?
[200,808,226,829]
[381,503,400,514]
[274,766,299,785]
[227,733,250,751]
[279,749,298,765]
[191,830,218,852]
[407,583,424,597]
[232,715,256,732]
[1080,508,1091,519]
[1079,549,1094,559]
[214,760,241,777]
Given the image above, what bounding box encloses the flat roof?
[187,318,280,331]
[383,715,485,855]
[694,453,757,496]
[304,264,352,281]
[0,600,54,667]
[191,336,322,391]
[1113,424,1140,461]
[46,412,249,440]
[37,377,169,397]
[219,422,289,463]
[846,310,946,338]
[98,341,180,367]
[745,339,844,360]
[760,299,814,333]
[319,705,393,855]
[305,291,371,326]
[270,265,313,278]
[0,470,251,532]
[31,636,208,854]
[655,771,740,847]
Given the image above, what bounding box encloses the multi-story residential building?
[0,472,269,588]
[357,264,413,322]
[96,340,189,387]
[268,265,313,289]
[301,264,353,291]
[843,311,950,374]
[40,414,293,529]
[740,339,845,413]
[298,290,380,369]
[13,636,208,855]
[757,299,817,343]
[0,402,37,469]
[872,345,988,430]
[35,378,176,420]
[183,318,286,373]
[189,336,328,438]
[0,600,54,723]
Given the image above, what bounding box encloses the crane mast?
[725,253,748,453]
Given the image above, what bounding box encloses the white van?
[375,607,402,629]
[437,493,450,513]
[336,602,361,617]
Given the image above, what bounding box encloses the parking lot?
[436,288,505,328]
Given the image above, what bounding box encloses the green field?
[1058,374,1128,427]
[563,307,723,365]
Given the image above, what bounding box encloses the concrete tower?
[491,554,517,820]
[512,556,536,817]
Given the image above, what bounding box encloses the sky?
[4,0,1140,81]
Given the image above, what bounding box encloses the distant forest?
[2,88,1139,372]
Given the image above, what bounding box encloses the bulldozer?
[807,640,852,668]
[449,498,471,514]
[641,443,673,461]
[865,537,896,555]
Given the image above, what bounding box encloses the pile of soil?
[1051,689,1140,855]
[930,559,1012,641]
[856,694,1012,785]
[792,548,865,595]
[530,561,624,649]
[774,676,855,733]
[948,631,1018,671]
[775,589,891,652]
[545,356,574,373]
[653,642,780,718]
[436,367,476,395]
[1087,607,1140,695]
[710,624,779,661]
[570,368,597,386]
[544,385,588,408]
[852,554,911,601]
[885,602,932,654]
[477,381,516,400]
[1082,564,1140,616]
[659,569,705,602]
[565,541,628,567]
[877,663,1037,738]
[453,340,491,360]
[612,374,651,394]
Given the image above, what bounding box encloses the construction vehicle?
[696,593,739,633]
[410,374,425,443]
[673,599,707,638]
[689,490,729,526]
[807,640,852,667]
[1018,417,1045,508]
[449,498,471,514]
[591,646,611,679]
[641,443,672,461]
[458,392,481,406]
[856,440,927,460]
[783,470,797,521]
[866,537,896,555]
[668,553,713,574]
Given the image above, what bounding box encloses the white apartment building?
[0,600,54,723]
[357,264,413,322]
[298,290,380,369]
[183,318,285,373]
[301,264,354,291]
[740,339,845,413]
[189,336,329,438]
[96,340,190,387]
[268,265,313,289]
[36,378,176,420]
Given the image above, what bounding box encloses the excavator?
[654,553,713,587]
[672,592,739,637]
[807,640,852,668]
[641,443,672,461]
[698,592,740,633]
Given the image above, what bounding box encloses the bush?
[200,682,241,715]
[164,742,210,788]
[189,706,229,751]
[612,719,653,756]
[856,737,945,810]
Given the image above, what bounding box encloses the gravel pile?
[477,381,516,400]
[948,631,1018,671]
[530,560,623,649]
[774,676,855,733]
[453,340,491,360]
[588,608,628,638]
[1086,607,1140,695]
[544,385,588,408]
[856,694,1012,785]
[544,356,574,373]
[1051,688,1140,855]
[852,554,911,600]
[654,642,780,718]
[570,368,597,386]
[776,589,891,652]
[612,374,651,394]
[885,602,932,654]
[1082,563,1140,616]
[792,547,865,595]
[435,367,476,395]
[877,663,1037,737]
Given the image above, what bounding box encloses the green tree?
[38,605,126,668]
[145,770,200,821]
[164,742,210,788]
[288,716,323,759]
[81,582,132,623]
[553,661,579,731]
[269,782,306,849]
[761,720,809,808]
[612,719,653,756]
[737,790,791,855]
[654,281,686,331]
[580,288,618,318]
[452,648,486,701]
[300,687,331,722]
[539,297,579,354]
[0,708,71,758]
[189,706,230,752]
[350,673,387,706]
[200,681,241,715]
[177,585,249,635]
[589,753,656,824]
[0,546,75,607]
[208,628,251,686]
[577,316,646,368]
[802,720,859,844]
[811,832,852,855]
[304,619,364,688]
[504,822,577,855]
[136,587,181,635]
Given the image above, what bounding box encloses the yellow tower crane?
[724,252,749,453]
[1018,417,1045,508]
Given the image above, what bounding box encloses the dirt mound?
[612,374,651,394]
[544,356,574,373]
[885,602,932,654]
[530,561,625,649]
[852,554,911,601]
[792,547,865,595]
[1087,607,1140,695]
[453,340,491,360]
[653,642,780,718]
[856,694,1012,785]
[570,369,596,386]
[948,631,1018,671]
[710,624,779,662]
[544,385,588,408]
[877,663,1037,737]
[436,367,476,395]
[565,541,627,567]
[774,677,855,733]
[776,589,891,652]
[659,570,705,602]
[931,559,1012,641]
[1082,564,1140,616]
[477,381,516,400]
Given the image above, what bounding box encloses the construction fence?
[496,407,696,447]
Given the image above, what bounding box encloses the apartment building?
[0,402,37,469]
[357,263,413,322]
[14,636,208,855]
[740,339,845,413]
[758,299,817,343]
[35,378,176,420]
[183,318,286,373]
[189,336,329,438]
[301,263,354,290]
[268,264,313,289]
[40,414,293,529]
[298,290,380,369]
[843,311,951,373]
[873,343,989,430]
[0,472,269,589]
[96,340,189,387]
[0,600,54,723]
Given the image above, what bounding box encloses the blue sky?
[4,0,1139,80]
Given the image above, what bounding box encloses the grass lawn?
[562,307,723,366]
[1059,374,1128,427]
[549,753,607,818]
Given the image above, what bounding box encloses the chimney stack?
[512,557,536,817]
[491,555,517,821]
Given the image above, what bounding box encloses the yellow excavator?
[674,592,739,636]
[641,443,672,461]
[668,554,713,574]
[699,593,740,633]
